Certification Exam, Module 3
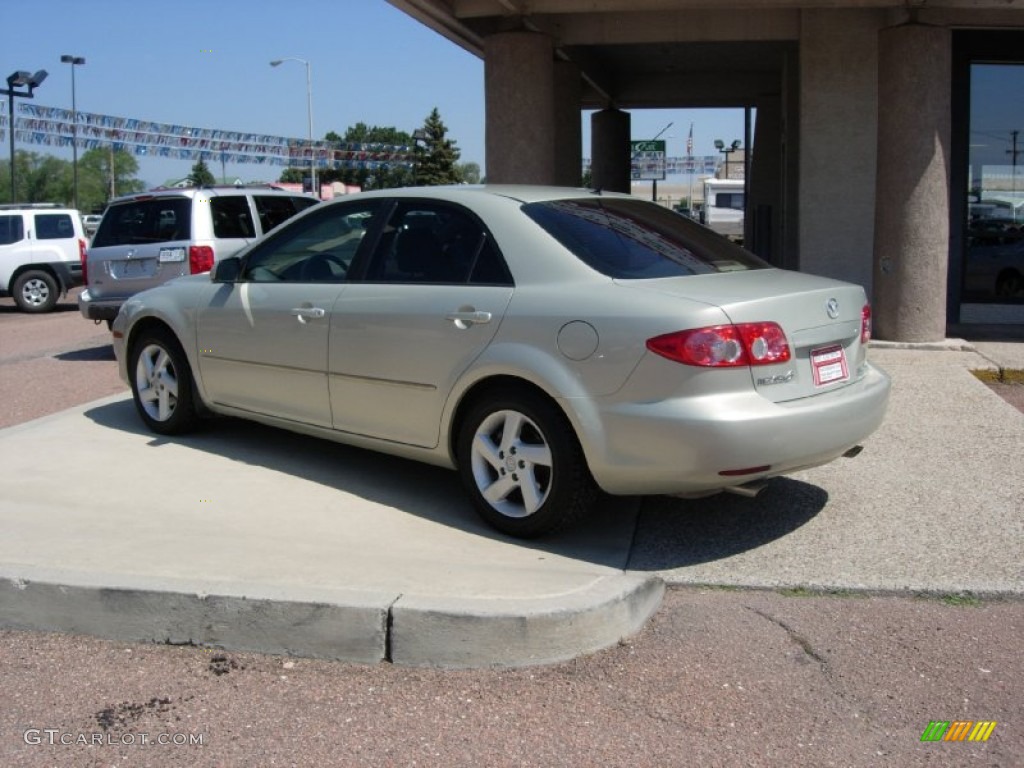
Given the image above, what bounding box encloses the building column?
[872,22,952,342]
[484,31,556,184]
[553,60,582,187]
[591,108,631,193]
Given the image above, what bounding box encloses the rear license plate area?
[810,344,849,386]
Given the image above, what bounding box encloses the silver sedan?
[112,186,890,537]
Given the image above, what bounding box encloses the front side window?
[243,200,383,283]
[364,202,511,285]
[522,198,767,279]
[0,215,25,245]
[34,213,75,240]
[92,198,192,247]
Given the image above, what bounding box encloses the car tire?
[457,388,597,538]
[12,270,59,313]
[129,327,199,435]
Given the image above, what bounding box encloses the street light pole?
[60,55,85,210]
[650,121,673,202]
[270,57,316,198]
[1,69,48,202]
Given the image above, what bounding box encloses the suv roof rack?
[0,202,66,210]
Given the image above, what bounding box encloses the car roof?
[107,185,316,205]
[339,184,633,205]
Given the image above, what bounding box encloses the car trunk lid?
[619,269,869,403]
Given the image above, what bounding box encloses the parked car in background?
[81,214,103,237]
[0,203,87,312]
[112,185,890,538]
[79,185,318,324]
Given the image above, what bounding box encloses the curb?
[0,568,665,669]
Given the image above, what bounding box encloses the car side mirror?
[212,256,241,283]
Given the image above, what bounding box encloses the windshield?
[522,197,767,279]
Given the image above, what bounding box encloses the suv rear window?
[0,215,25,245]
[93,198,192,247]
[34,213,75,240]
[522,198,766,279]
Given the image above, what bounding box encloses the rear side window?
[365,202,512,285]
[210,196,255,238]
[92,198,192,247]
[0,215,25,245]
[35,213,75,240]
[253,195,318,233]
[522,198,766,279]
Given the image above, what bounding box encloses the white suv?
[0,203,87,312]
[79,185,318,323]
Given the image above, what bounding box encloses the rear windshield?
[93,198,192,247]
[522,198,767,279]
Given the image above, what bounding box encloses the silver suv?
[0,203,87,312]
[79,185,318,322]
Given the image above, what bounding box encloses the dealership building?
[390,0,1024,341]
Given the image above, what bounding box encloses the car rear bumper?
[78,289,123,321]
[581,362,892,495]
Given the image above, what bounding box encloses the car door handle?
[446,310,492,329]
[291,306,326,324]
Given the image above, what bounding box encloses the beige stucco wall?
[797,9,881,296]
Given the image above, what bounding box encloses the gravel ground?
[1,295,1022,767]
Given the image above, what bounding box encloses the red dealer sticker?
[811,344,849,386]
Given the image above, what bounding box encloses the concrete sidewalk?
[1,345,1021,668]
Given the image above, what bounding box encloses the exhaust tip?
[724,479,771,498]
[843,445,864,459]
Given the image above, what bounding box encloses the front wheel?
[12,270,59,313]
[457,389,597,538]
[129,328,199,435]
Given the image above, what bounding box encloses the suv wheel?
[129,328,199,435]
[13,270,59,313]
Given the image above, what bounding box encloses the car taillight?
[79,239,88,285]
[861,304,872,344]
[189,245,214,274]
[647,322,791,368]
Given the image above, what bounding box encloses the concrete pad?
[629,347,1024,595]
[0,395,658,667]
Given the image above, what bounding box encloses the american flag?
[686,123,693,156]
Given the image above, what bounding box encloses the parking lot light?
[2,68,48,202]
[270,57,316,198]
[60,55,86,211]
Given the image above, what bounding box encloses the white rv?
[702,178,745,240]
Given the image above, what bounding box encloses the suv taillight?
[861,304,872,344]
[647,323,792,368]
[79,239,88,285]
[189,245,214,274]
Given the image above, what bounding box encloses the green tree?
[77,148,145,211]
[0,151,72,205]
[456,161,481,185]
[413,108,461,186]
[328,124,415,190]
[187,159,216,187]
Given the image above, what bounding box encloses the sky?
[2,0,746,189]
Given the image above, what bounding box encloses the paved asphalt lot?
[1,291,1022,767]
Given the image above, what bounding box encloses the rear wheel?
[129,328,199,435]
[457,389,597,538]
[12,270,59,313]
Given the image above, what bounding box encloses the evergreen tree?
[413,108,462,186]
[187,159,216,187]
